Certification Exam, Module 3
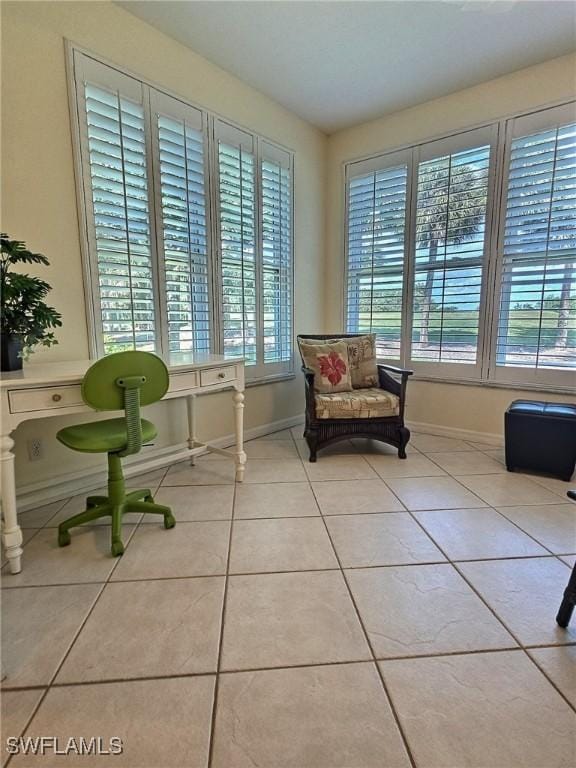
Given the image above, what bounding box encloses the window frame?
[149,89,214,360]
[343,102,576,394]
[406,124,500,382]
[487,103,576,391]
[344,147,413,367]
[67,43,295,383]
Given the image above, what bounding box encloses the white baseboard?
[16,414,305,512]
[406,420,503,446]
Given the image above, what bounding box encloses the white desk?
[0,353,246,574]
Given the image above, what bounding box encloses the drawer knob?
[218,372,226,379]
[52,394,62,402]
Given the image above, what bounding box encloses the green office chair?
[56,351,175,556]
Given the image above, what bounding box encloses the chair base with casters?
[56,452,175,557]
[56,353,175,557]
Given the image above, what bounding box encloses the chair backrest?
[81,351,169,411]
[296,334,360,364]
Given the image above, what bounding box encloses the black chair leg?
[556,564,576,628]
[305,432,318,463]
[398,427,410,460]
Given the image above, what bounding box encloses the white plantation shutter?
[75,54,158,354]
[215,123,293,378]
[409,127,497,376]
[72,52,293,376]
[261,142,293,366]
[151,92,211,356]
[346,152,410,360]
[493,104,576,386]
[215,121,257,365]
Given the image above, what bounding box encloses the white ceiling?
[118,1,576,133]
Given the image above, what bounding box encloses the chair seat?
[315,388,400,420]
[57,418,157,453]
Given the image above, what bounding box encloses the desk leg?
[186,395,197,465]
[233,391,247,482]
[1,435,23,574]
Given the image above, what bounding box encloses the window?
[409,127,496,378]
[345,106,576,390]
[152,92,211,357]
[491,104,575,388]
[214,122,293,378]
[261,142,293,367]
[78,64,157,354]
[71,50,293,381]
[346,127,497,380]
[216,123,257,364]
[346,150,410,360]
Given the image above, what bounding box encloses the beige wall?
[1,1,326,489]
[2,2,575,495]
[326,54,576,436]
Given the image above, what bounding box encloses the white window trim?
[406,124,500,382]
[344,146,412,368]
[486,105,576,391]
[343,101,576,394]
[66,42,295,382]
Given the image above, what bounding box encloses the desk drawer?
[9,385,84,414]
[200,366,236,387]
[169,370,199,392]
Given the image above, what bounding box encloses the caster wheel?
[164,514,176,530]
[58,529,71,547]
[111,539,124,557]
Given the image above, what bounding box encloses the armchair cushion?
[345,334,379,388]
[300,334,378,389]
[315,388,400,420]
[299,340,353,394]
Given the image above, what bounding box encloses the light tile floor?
[2,428,575,768]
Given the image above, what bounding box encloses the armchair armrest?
[301,365,315,381]
[377,363,414,377]
[301,365,317,424]
[377,364,413,423]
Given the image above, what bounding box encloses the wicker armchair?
[298,334,413,462]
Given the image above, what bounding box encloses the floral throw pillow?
[300,334,378,389]
[299,341,352,394]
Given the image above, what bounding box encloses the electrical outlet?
[27,438,43,461]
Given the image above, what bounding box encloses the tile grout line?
[6,432,575,758]
[399,479,576,715]
[488,506,576,565]
[400,452,576,711]
[4,552,574,591]
[305,459,419,768]
[4,493,156,755]
[4,556,576,596]
[206,452,240,768]
[372,446,574,567]
[293,438,576,716]
[4,641,575,693]
[2,495,75,565]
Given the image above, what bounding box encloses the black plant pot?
[1,334,23,372]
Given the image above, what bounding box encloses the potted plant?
[1,234,62,371]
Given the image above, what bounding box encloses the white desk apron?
[0,353,246,574]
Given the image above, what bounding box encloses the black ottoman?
[505,400,576,481]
